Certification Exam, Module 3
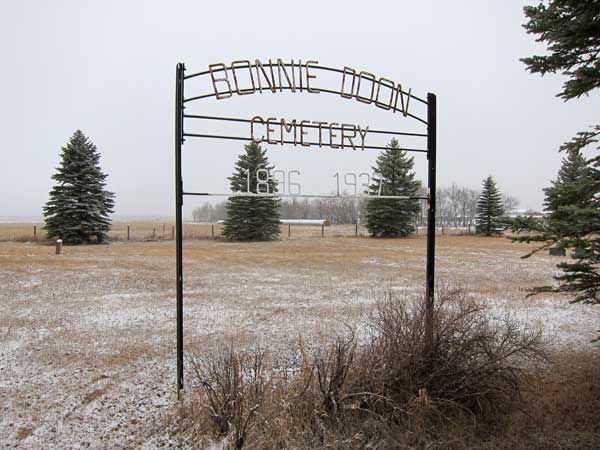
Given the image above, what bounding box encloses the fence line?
[0,222,478,243]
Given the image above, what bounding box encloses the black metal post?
[425,93,437,355]
[175,63,185,397]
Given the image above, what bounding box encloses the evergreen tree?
[475,176,504,236]
[43,130,115,244]
[518,1,600,310]
[366,138,421,237]
[544,148,589,224]
[522,0,600,100]
[507,127,600,304]
[223,142,280,241]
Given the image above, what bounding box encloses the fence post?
[321,224,324,237]
[355,222,358,237]
[34,225,37,241]
[127,225,130,241]
[153,228,156,239]
[172,225,175,240]
[288,223,291,238]
[163,224,166,239]
[211,224,214,239]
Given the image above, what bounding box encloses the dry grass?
[172,345,600,450]
[1,232,598,448]
[172,288,554,450]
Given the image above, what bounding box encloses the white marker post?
[55,239,63,255]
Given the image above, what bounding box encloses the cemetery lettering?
[208,59,412,116]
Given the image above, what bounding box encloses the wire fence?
[0,222,478,243]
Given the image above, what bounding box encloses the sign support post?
[175,63,185,398]
[425,93,437,354]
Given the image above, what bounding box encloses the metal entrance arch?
[174,59,436,397]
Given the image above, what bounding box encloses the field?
[1,223,599,448]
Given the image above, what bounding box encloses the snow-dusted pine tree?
[43,130,115,244]
[475,176,504,236]
[366,138,421,237]
[223,142,280,241]
[543,148,589,223]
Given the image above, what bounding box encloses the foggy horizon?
[2,1,599,220]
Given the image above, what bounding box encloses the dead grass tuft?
[363,285,549,419]
[171,287,556,449]
[82,387,109,405]
[15,426,33,441]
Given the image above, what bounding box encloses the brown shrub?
[187,346,269,450]
[173,287,555,449]
[361,286,548,419]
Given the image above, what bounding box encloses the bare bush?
[362,286,548,418]
[188,346,269,450]
[314,330,356,417]
[176,287,549,449]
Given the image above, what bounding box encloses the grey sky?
[1,0,598,219]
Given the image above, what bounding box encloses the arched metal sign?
[174,59,436,396]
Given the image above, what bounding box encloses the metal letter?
[280,118,297,145]
[393,84,412,117]
[357,126,369,150]
[254,59,276,93]
[268,59,277,91]
[288,170,301,195]
[374,77,395,111]
[231,60,255,95]
[329,122,339,149]
[356,71,376,104]
[340,67,356,99]
[340,124,357,150]
[272,169,286,193]
[299,120,311,147]
[209,63,232,99]
[306,60,320,93]
[277,59,295,93]
[250,116,265,143]
[266,117,277,144]
[312,121,328,147]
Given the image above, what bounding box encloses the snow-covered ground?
[1,236,598,448]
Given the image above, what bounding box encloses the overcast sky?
[1,0,598,219]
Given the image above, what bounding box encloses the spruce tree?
[366,138,421,237]
[223,142,280,241]
[43,130,115,244]
[507,127,600,304]
[475,176,504,236]
[518,2,600,310]
[522,0,600,100]
[544,149,589,224]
